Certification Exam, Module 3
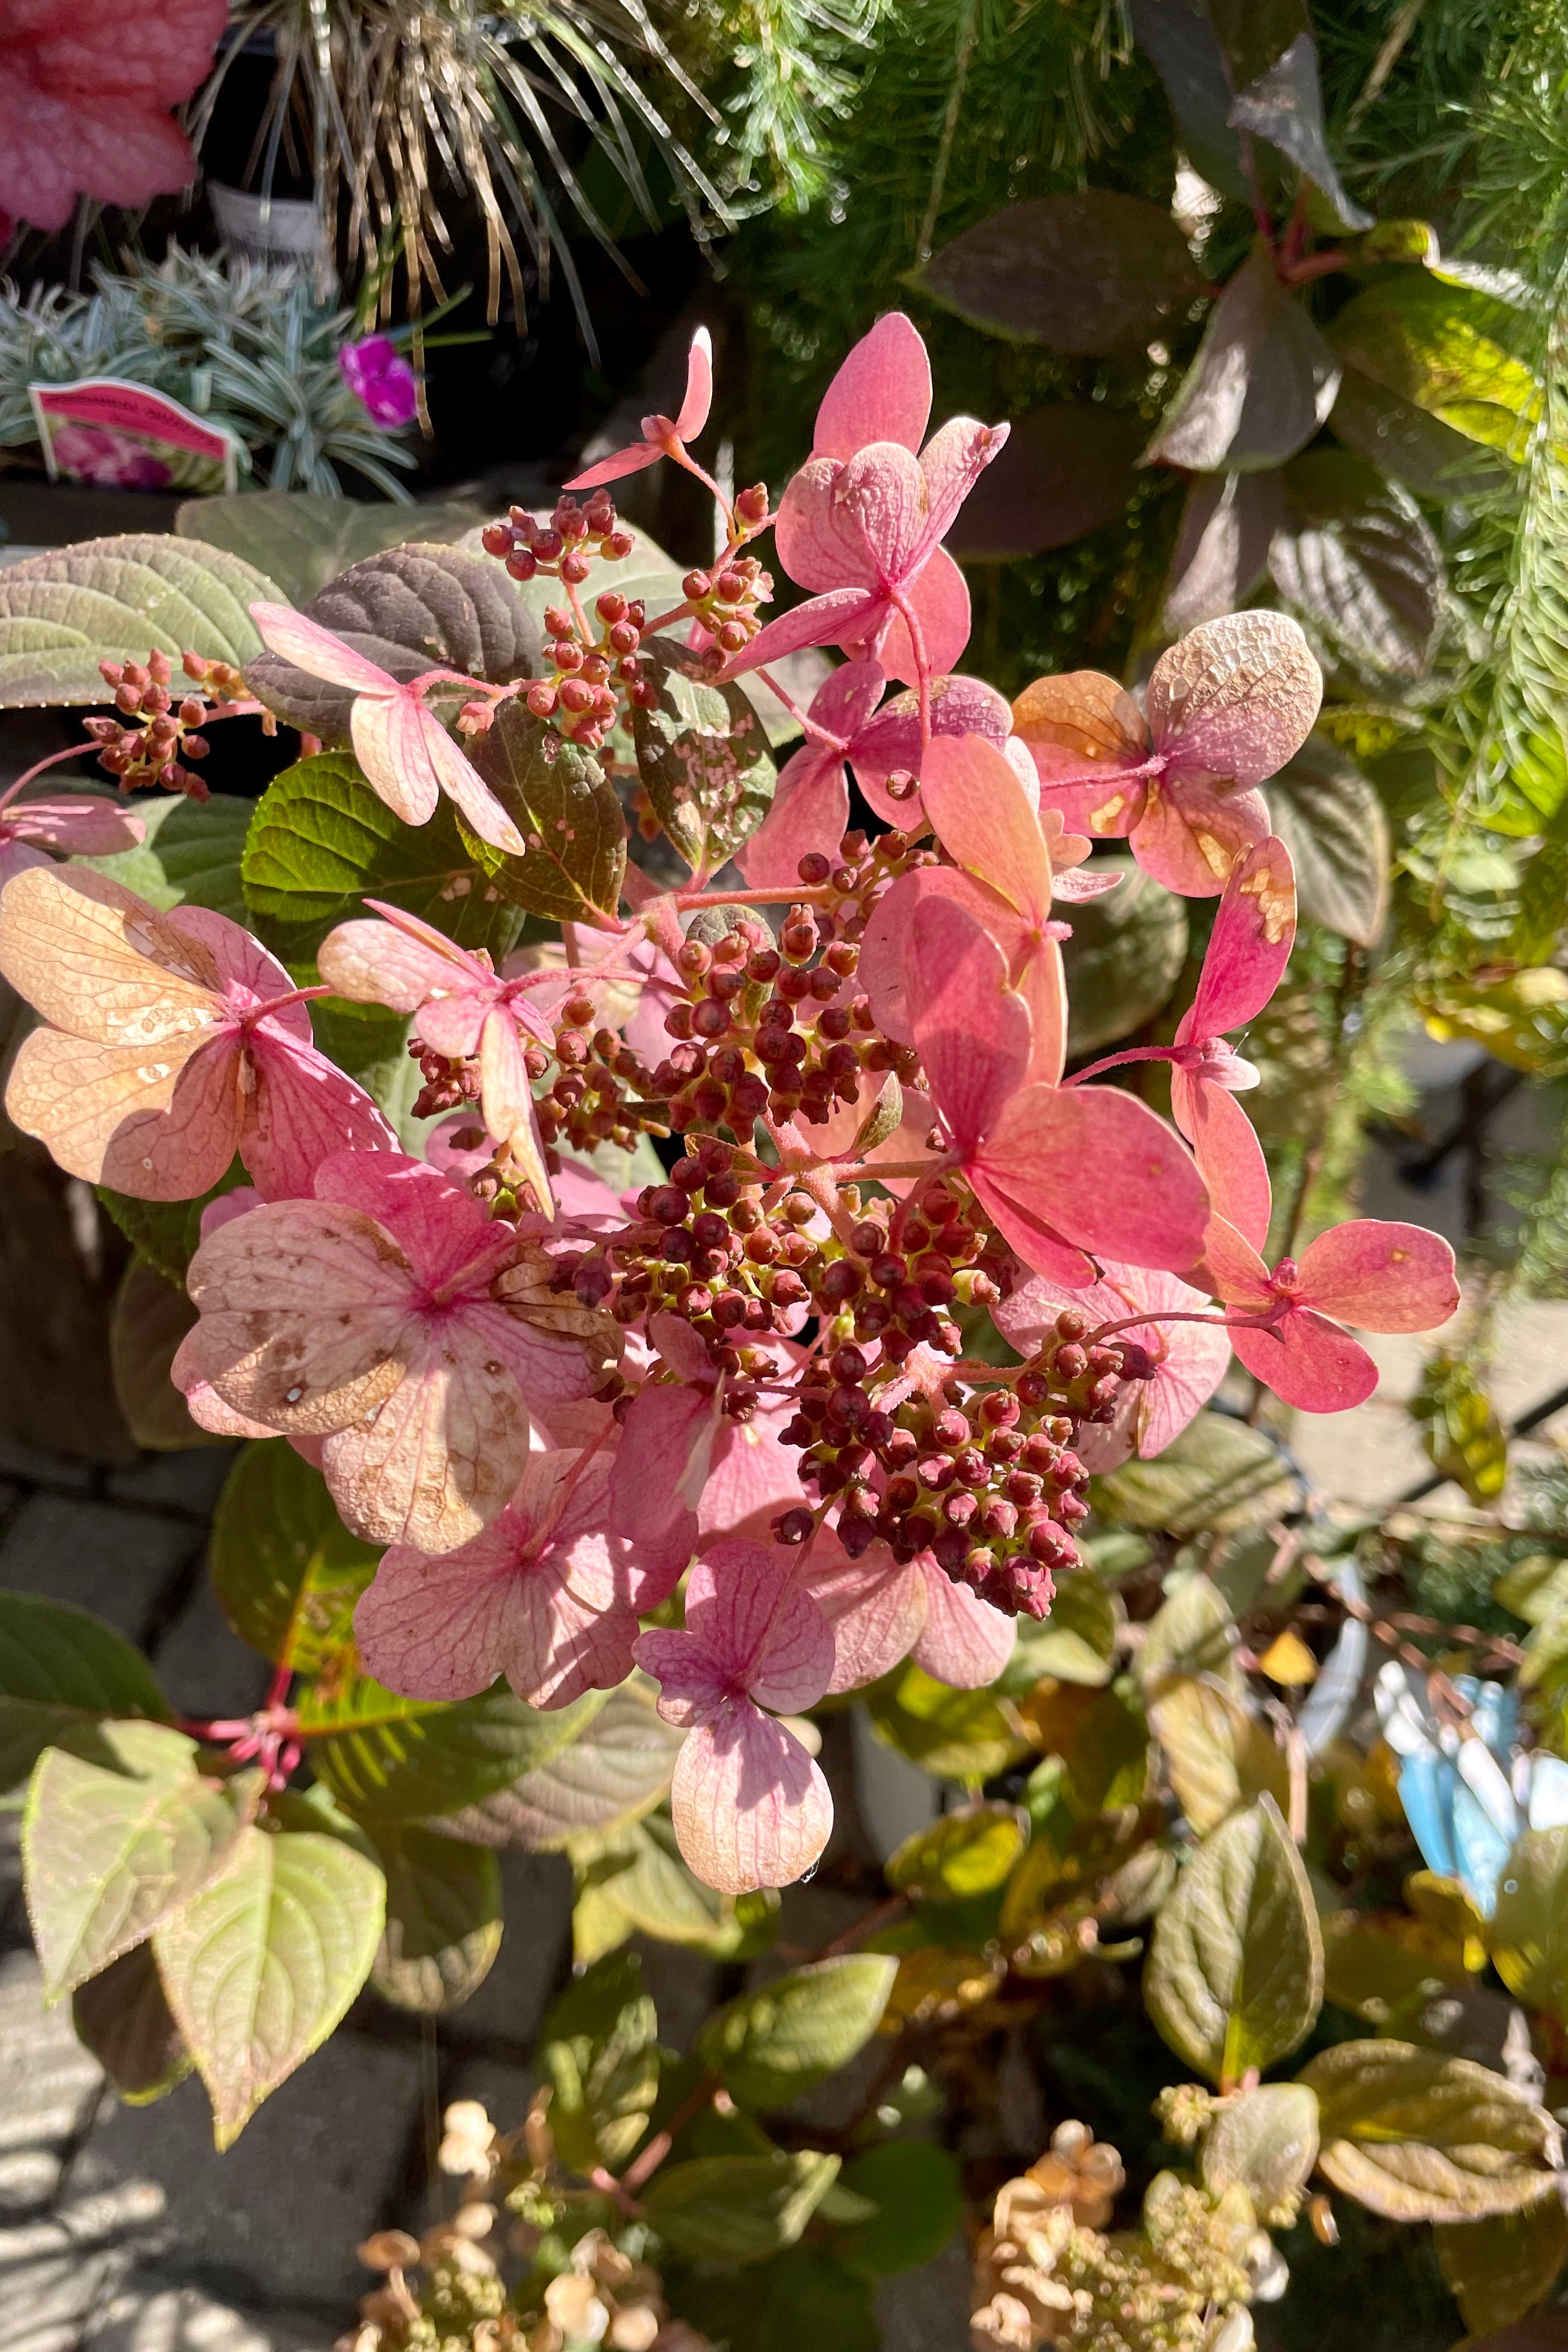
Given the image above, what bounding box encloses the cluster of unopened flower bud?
[681,545,771,675]
[408,1033,482,1124]
[774,1300,1143,1619]
[796,827,942,942]
[518,592,653,750]
[645,907,919,1136]
[535,990,652,1158]
[482,494,634,586]
[86,650,219,796]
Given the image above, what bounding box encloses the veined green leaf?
[211,1442,380,1674]
[0,1593,172,1799]
[366,1823,502,2015]
[1299,2039,1563,2222]
[642,2150,841,2265]
[0,535,284,707]
[696,1957,897,2112]
[301,1673,605,1822]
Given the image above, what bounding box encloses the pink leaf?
[1170,1073,1272,1251]
[905,894,1032,1156]
[564,442,665,492]
[1147,612,1322,790]
[4,794,144,856]
[668,1705,834,1894]
[686,1542,834,1714]
[911,418,1012,564]
[610,1382,718,1542]
[250,604,398,696]
[1199,1214,1276,1311]
[727,586,883,677]
[735,742,848,890]
[478,1007,554,1214]
[878,546,972,684]
[1296,1220,1460,1334]
[1130,778,1272,897]
[240,1023,397,1201]
[808,1539,928,1694]
[919,732,1054,923]
[1230,1310,1379,1413]
[6,1023,240,1199]
[813,312,932,459]
[1181,835,1297,1040]
[978,1083,1210,1277]
[699,1398,811,1542]
[673,327,715,440]
[911,1560,1016,1686]
[317,912,484,1017]
[349,693,441,827]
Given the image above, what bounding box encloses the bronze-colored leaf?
[468,701,627,924]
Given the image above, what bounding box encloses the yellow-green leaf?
[886,1804,1026,1902]
[1436,2200,1568,2335]
[1145,1796,1322,2085]
[1298,2040,1563,2222]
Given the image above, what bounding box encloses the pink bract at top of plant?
[249,605,527,856]
[338,335,420,430]
[901,891,1211,1285]
[0,0,226,233]
[0,793,143,886]
[1202,1213,1461,1412]
[0,866,394,1200]
[635,1539,835,1893]
[1013,613,1322,895]
[736,662,1012,889]
[996,1262,1230,1471]
[173,1150,620,1554]
[354,1446,694,1710]
[565,329,715,491]
[725,312,1010,686]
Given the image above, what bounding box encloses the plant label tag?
[29,378,244,496]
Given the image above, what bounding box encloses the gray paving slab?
[0,1955,103,2220]
[444,1853,573,2045]
[145,1582,270,1726]
[85,2287,331,2352]
[0,1497,198,1644]
[80,2034,425,2314]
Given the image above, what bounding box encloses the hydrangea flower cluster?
[0,313,1461,1898]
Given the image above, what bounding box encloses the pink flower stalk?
[338,335,419,430]
[317,899,583,1212]
[1202,1213,1460,1410]
[0,867,394,1201]
[996,1262,1230,1471]
[0,791,144,886]
[1015,614,1322,895]
[0,0,226,233]
[726,313,1009,687]
[635,1539,835,1892]
[900,891,1210,1284]
[354,1447,692,1710]
[173,1151,618,1552]
[736,662,1011,890]
[249,606,526,856]
[565,329,714,492]
[809,1531,1016,1691]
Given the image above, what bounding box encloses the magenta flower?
[635,1539,834,1893]
[250,605,526,856]
[338,335,419,429]
[565,329,713,492]
[897,887,1210,1286]
[354,1447,692,1709]
[0,792,143,887]
[996,1262,1230,1472]
[726,313,1009,686]
[1203,1215,1460,1411]
[0,867,394,1202]
[173,1151,617,1553]
[1018,613,1322,896]
[735,660,1011,891]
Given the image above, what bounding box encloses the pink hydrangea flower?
[0,867,394,1201]
[726,313,1009,686]
[250,605,526,856]
[0,791,143,887]
[566,330,713,491]
[1202,1214,1460,1411]
[354,1447,692,1709]
[173,1151,618,1552]
[635,1540,834,1893]
[1016,614,1322,895]
[808,1531,1017,1691]
[736,661,1011,890]
[901,891,1209,1285]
